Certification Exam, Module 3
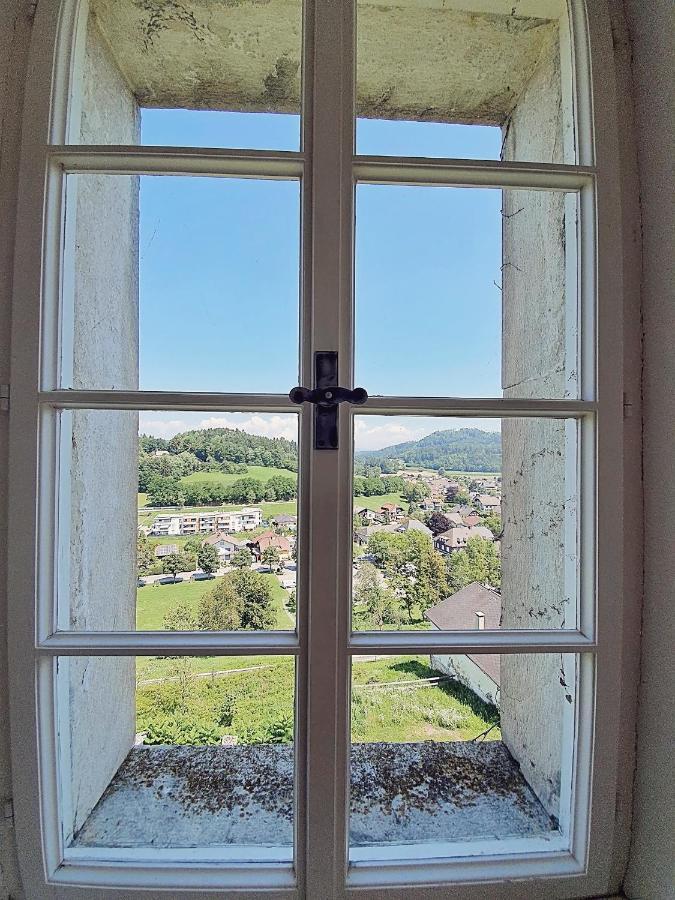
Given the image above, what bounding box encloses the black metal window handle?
[289,386,368,407]
[289,351,368,449]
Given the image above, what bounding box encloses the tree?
[446,536,502,592]
[367,530,448,623]
[197,578,244,630]
[198,569,276,631]
[229,568,276,630]
[231,548,253,569]
[178,550,196,573]
[137,533,155,576]
[261,545,281,573]
[146,475,185,507]
[353,562,399,629]
[163,602,196,632]
[402,480,430,505]
[161,553,183,581]
[482,514,502,538]
[426,511,452,536]
[287,590,296,614]
[184,537,204,556]
[197,542,220,575]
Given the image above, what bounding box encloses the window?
[8,1,629,897]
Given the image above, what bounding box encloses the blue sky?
[138,111,503,449]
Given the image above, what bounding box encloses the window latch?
[289,352,368,449]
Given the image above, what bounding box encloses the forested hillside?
[139,428,298,504]
[356,428,501,473]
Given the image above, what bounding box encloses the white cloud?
[199,414,298,442]
[138,417,190,439]
[354,419,432,451]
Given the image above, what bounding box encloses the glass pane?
[356,0,575,164]
[61,174,300,393]
[56,409,298,631]
[58,655,295,860]
[352,416,579,631]
[350,653,578,860]
[71,0,301,150]
[354,184,578,399]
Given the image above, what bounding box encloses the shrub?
[142,717,222,746]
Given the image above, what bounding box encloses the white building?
[150,507,263,537]
[425,582,502,707]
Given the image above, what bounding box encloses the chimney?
[475,611,485,630]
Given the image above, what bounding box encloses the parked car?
[191,572,215,581]
[137,578,146,588]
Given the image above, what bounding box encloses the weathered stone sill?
[74,740,556,849]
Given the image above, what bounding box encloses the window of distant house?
[8,1,628,897]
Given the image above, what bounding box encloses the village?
[137,467,504,706]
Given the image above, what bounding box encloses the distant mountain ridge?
[356,428,501,473]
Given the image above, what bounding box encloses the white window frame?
[6,1,633,898]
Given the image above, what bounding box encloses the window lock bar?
[289,352,367,449]
[0,384,8,412]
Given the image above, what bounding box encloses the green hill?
[356,428,501,473]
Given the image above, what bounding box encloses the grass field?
[351,656,500,742]
[134,654,499,745]
[181,466,295,486]
[136,573,293,631]
[353,492,407,511]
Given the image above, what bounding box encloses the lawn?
[136,572,294,631]
[351,656,500,742]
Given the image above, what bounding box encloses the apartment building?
[150,507,263,537]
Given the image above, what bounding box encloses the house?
[462,513,482,527]
[203,532,248,562]
[428,477,450,499]
[353,524,385,546]
[248,531,291,561]
[468,525,495,543]
[454,504,479,518]
[397,518,433,539]
[272,514,297,531]
[379,502,405,522]
[445,512,464,527]
[434,527,471,554]
[353,506,378,524]
[154,543,179,558]
[424,582,502,706]
[473,494,501,513]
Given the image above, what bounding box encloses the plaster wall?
[63,14,139,838]
[87,0,560,127]
[499,30,570,819]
